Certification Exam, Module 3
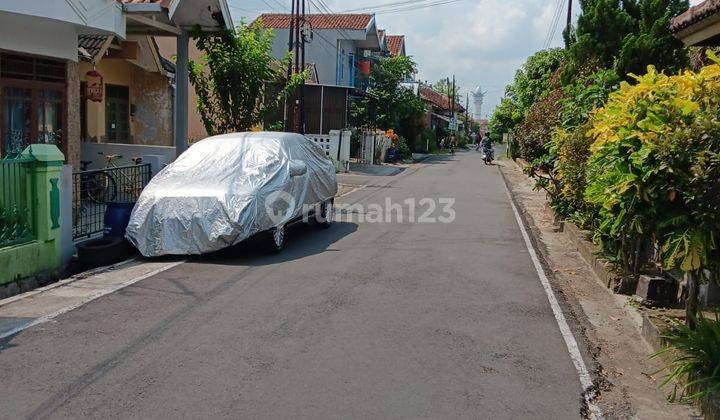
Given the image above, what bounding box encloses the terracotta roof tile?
[256,13,373,30]
[670,0,720,33]
[420,85,464,112]
[386,35,405,56]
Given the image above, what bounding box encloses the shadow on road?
[421,154,454,164]
[187,221,359,267]
[349,163,406,176]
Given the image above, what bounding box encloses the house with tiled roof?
[386,35,406,57]
[0,0,232,165]
[255,13,382,89]
[670,0,720,46]
[419,84,465,134]
[0,0,233,288]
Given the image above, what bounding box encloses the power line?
[341,0,464,13]
[308,0,354,40]
[373,0,465,15]
[267,0,290,11]
[542,0,562,48]
[542,0,565,49]
[259,0,283,13]
[542,0,561,48]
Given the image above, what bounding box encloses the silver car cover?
[125,132,338,257]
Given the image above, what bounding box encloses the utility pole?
[292,0,301,133]
[566,0,572,31]
[300,0,306,134]
[446,77,451,119]
[465,93,469,135]
[283,0,295,132]
[451,75,456,132]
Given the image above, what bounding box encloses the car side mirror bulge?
[289,160,307,177]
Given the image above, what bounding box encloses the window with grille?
[0,52,66,157]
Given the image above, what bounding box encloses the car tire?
[316,199,333,228]
[76,236,127,269]
[265,225,285,253]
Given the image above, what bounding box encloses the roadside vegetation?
[489,0,720,406]
[188,19,307,134]
[351,55,426,152]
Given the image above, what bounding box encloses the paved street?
[1,151,586,419]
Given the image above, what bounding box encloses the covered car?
[125,132,338,257]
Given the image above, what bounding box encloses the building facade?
[258,13,382,89]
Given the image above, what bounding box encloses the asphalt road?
[0,151,585,419]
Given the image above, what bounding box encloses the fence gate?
[72,163,151,240]
[0,155,36,248]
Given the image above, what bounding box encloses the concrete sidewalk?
[0,259,184,339]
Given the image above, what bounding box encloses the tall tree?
[568,0,688,79]
[510,48,566,110]
[433,78,460,103]
[351,56,425,132]
[188,19,306,135]
[489,48,565,139]
[569,0,636,71]
[615,0,689,76]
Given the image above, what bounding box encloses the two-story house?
[258,13,382,89]
[256,13,384,134]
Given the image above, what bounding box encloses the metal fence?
[72,163,151,240]
[0,156,36,248]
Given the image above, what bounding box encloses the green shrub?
[456,132,469,148]
[655,312,720,402]
[422,128,438,153]
[396,136,411,160]
[586,59,720,326]
[515,87,562,162]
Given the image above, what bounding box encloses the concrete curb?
[0,258,137,308]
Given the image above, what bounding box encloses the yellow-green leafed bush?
[585,56,720,280]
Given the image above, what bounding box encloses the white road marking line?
[0,260,186,340]
[501,174,603,419]
[337,184,366,198]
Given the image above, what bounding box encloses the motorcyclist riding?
[481,132,493,164]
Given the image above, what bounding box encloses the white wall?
[306,130,351,171]
[0,13,78,61]
[81,142,176,175]
[269,28,366,87]
[0,0,125,39]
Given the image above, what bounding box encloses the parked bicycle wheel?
[85,171,117,204]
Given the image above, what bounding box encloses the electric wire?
[542,0,565,49]
[542,0,563,48]
[342,0,465,14]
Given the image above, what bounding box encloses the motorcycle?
[482,147,494,165]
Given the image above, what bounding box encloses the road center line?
[500,168,603,419]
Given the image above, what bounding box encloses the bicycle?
[80,153,144,204]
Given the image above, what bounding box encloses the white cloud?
[230,0,582,118]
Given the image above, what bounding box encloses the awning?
[433,113,451,123]
[122,0,233,36]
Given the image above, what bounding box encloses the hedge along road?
[0,151,591,419]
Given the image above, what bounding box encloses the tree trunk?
[632,235,643,279]
[685,270,700,330]
[620,234,630,275]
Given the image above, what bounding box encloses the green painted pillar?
[21,144,64,273]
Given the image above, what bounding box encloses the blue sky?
[228,0,696,118]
